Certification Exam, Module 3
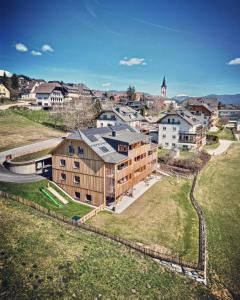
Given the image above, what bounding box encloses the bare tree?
[52,94,96,131]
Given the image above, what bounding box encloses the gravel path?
[207,139,233,156]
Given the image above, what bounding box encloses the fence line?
[79,205,104,223]
[190,174,206,271]
[0,190,199,271]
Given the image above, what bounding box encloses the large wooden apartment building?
[52,124,158,207]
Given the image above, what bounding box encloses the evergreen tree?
[93,99,102,116]
[1,71,8,86]
[11,74,19,90]
[168,102,174,112]
[126,85,136,101]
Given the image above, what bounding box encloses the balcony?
[161,121,181,125]
[99,116,116,121]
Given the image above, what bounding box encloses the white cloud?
[31,50,42,56]
[119,57,146,66]
[228,57,240,65]
[42,44,54,52]
[102,82,111,87]
[15,43,28,52]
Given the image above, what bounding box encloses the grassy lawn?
[0,110,63,151]
[13,108,64,129]
[179,151,196,159]
[195,144,240,299]
[11,148,53,162]
[210,128,235,141]
[203,141,220,151]
[0,180,92,218]
[0,198,214,299]
[89,177,199,262]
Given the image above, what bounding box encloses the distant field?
[0,110,63,151]
[0,198,213,299]
[195,144,240,299]
[89,177,199,262]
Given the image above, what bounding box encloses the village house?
[96,106,145,129]
[157,110,206,151]
[21,80,45,100]
[181,97,219,125]
[52,124,158,207]
[184,103,215,128]
[0,83,10,98]
[35,83,68,107]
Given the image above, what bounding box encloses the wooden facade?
[52,137,158,207]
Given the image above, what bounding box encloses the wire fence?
[190,174,206,271]
[0,190,200,271]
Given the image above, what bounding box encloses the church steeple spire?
[161,76,167,97]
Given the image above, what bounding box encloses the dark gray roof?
[67,124,149,164]
[102,130,149,144]
[99,105,145,123]
[158,109,201,126]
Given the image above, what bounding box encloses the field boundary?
[0,190,203,274]
[190,174,207,283]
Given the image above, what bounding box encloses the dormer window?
[68,145,74,155]
[78,147,84,156]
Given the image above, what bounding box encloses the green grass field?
[11,148,53,162]
[89,177,199,262]
[0,198,213,299]
[209,128,235,141]
[195,144,240,299]
[0,180,92,218]
[0,110,63,151]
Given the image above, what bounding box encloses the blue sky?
[1,0,240,96]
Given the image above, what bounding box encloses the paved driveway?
[0,165,42,183]
[207,139,233,156]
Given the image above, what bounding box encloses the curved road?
[207,139,233,156]
[0,137,63,183]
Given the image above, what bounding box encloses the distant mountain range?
[173,94,240,105]
[205,94,240,105]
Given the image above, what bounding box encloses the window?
[86,194,92,203]
[163,127,166,131]
[172,135,176,139]
[78,147,84,156]
[60,159,66,167]
[173,127,176,131]
[99,146,109,153]
[162,134,166,139]
[118,145,128,152]
[172,143,176,147]
[68,145,74,155]
[168,118,171,124]
[60,173,66,181]
[75,192,80,200]
[165,142,169,146]
[74,161,80,169]
[74,176,80,184]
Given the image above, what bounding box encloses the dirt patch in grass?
[0,198,213,299]
[89,177,199,262]
[0,110,63,151]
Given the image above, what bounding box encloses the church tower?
[161,76,167,97]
